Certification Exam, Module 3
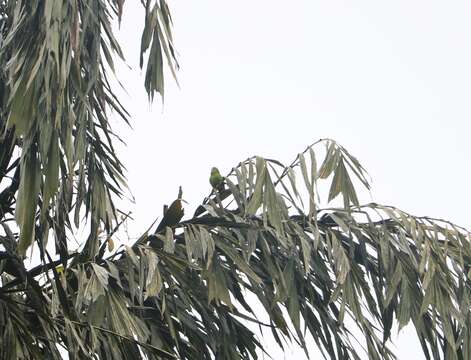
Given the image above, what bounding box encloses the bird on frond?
[209,167,225,193]
[155,186,185,234]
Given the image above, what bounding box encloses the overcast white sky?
[111,1,471,358]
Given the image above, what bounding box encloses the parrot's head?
[211,167,220,176]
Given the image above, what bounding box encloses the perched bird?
[209,167,224,191]
[155,186,185,234]
[155,198,184,233]
[193,169,229,217]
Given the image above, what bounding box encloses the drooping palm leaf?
[0,0,177,259]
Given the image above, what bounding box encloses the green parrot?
[209,167,224,191]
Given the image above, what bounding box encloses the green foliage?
[1,2,471,360]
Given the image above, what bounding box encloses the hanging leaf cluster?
[0,0,177,259]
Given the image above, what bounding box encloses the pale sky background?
[110,1,471,358]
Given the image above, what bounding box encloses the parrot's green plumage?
[209,167,224,190]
